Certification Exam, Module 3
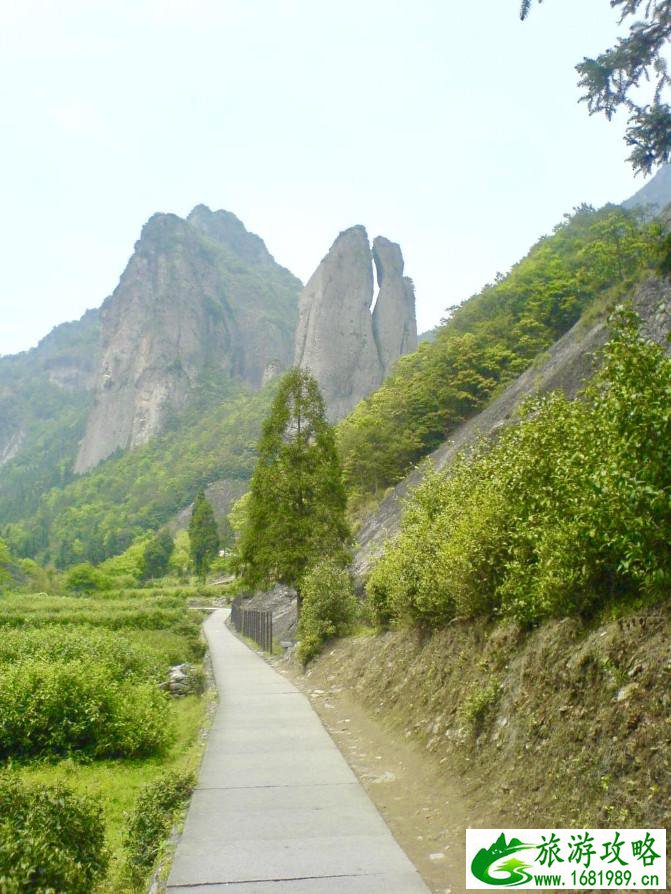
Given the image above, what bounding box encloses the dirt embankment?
[281,603,671,892]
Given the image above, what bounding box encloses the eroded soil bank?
[277,602,671,893]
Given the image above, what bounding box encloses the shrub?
[459,679,502,730]
[297,559,358,664]
[0,771,108,893]
[99,536,149,583]
[367,309,671,627]
[0,659,171,759]
[124,769,196,881]
[0,593,201,635]
[142,530,175,580]
[0,627,162,682]
[65,562,109,594]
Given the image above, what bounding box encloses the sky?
[0,0,647,356]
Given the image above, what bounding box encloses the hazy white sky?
[0,0,645,355]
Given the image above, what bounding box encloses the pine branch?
[520,0,534,20]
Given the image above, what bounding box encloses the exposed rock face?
[0,426,24,467]
[372,236,417,376]
[294,227,381,421]
[294,226,417,420]
[75,207,301,474]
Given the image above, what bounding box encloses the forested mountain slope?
[3,382,272,565]
[2,204,664,573]
[0,308,101,518]
[0,207,302,556]
[353,275,671,579]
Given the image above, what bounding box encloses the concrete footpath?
[166,609,430,893]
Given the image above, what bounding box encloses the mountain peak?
[186,204,275,266]
[73,208,301,474]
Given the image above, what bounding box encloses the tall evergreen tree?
[141,529,174,580]
[521,0,671,173]
[236,368,350,603]
[188,490,219,579]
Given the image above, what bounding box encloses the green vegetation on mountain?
[2,207,664,584]
[338,206,663,506]
[236,368,350,597]
[367,309,671,628]
[2,382,273,566]
[0,538,10,586]
[0,205,301,571]
[0,308,100,521]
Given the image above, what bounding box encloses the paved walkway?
[167,609,430,893]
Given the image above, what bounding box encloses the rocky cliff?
[75,207,301,474]
[294,226,417,420]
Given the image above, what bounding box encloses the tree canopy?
[141,530,174,580]
[521,0,671,173]
[188,490,219,579]
[236,368,349,594]
[1,382,268,568]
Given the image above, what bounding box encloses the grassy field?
[0,586,211,892]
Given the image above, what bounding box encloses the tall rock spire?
[293,226,382,422]
[294,226,417,421]
[372,236,418,377]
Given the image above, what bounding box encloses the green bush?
[0,658,171,759]
[297,560,358,664]
[65,562,109,594]
[0,627,161,681]
[0,593,200,635]
[367,309,671,627]
[0,772,108,893]
[124,769,196,881]
[142,530,175,580]
[460,679,502,730]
